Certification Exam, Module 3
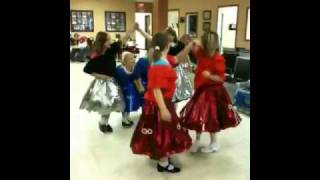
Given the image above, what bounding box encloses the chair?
[233,56,250,82]
[222,49,238,82]
[234,80,250,114]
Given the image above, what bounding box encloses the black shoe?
[122,120,133,128]
[99,124,113,133]
[157,163,181,173]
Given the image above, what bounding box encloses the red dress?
[166,54,178,68]
[180,48,241,133]
[193,49,226,90]
[130,59,192,159]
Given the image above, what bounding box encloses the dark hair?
[151,32,169,61]
[165,27,178,43]
[201,31,219,58]
[87,38,93,50]
[94,31,108,54]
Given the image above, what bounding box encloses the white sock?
[99,114,110,125]
[122,112,130,123]
[159,160,169,167]
[167,164,174,170]
[210,133,218,145]
[196,133,201,141]
[190,140,200,152]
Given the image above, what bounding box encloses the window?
[186,12,198,37]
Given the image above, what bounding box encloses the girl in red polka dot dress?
[179,31,241,153]
[130,32,192,173]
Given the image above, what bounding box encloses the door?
[217,6,238,52]
[135,12,152,50]
[145,15,151,49]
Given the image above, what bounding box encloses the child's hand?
[138,86,145,94]
[134,23,140,30]
[202,70,211,79]
[211,75,223,83]
[192,39,201,46]
[160,108,171,122]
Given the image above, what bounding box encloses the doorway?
[135,12,152,50]
[217,5,238,52]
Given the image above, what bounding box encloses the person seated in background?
[70,33,80,46]
[86,38,94,55]
[70,33,80,61]
[74,33,80,44]
[123,37,140,55]
[78,36,87,48]
[70,33,73,46]
[71,34,92,62]
[80,38,94,62]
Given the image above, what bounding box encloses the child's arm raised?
[122,25,136,44]
[153,88,171,122]
[134,23,152,43]
[175,41,195,64]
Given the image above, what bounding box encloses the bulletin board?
[70,10,94,32]
[105,11,126,32]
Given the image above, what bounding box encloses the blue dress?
[115,66,142,112]
[132,57,150,88]
[132,57,150,104]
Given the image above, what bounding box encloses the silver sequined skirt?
[172,64,194,103]
[79,78,125,115]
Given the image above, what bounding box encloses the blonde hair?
[201,31,219,58]
[121,51,133,65]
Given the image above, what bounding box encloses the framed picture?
[70,10,94,32]
[203,22,211,31]
[186,12,198,37]
[105,11,126,32]
[203,10,211,20]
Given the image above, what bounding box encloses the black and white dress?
[79,42,124,115]
[168,41,194,103]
